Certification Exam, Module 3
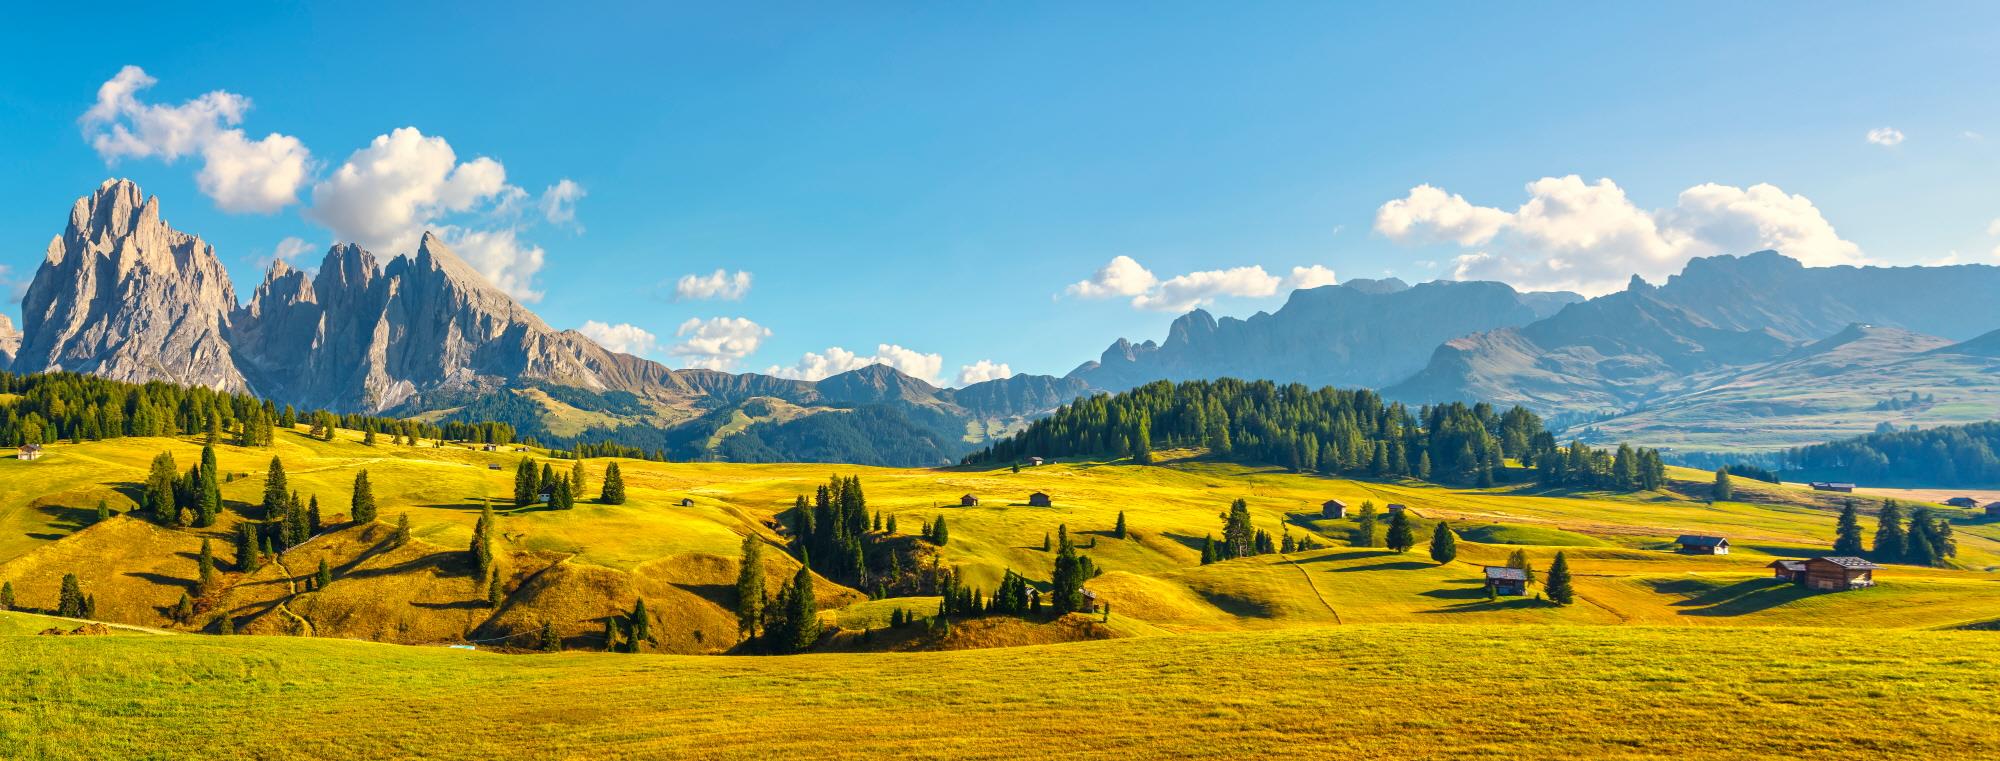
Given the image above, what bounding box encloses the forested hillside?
[1786,421,2000,486]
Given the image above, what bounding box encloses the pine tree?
[471,503,496,577]
[735,534,766,638]
[628,598,652,648]
[95,499,110,524]
[1113,511,1128,539]
[1506,548,1536,584]
[1385,509,1414,553]
[57,573,85,618]
[351,469,377,524]
[514,458,538,507]
[571,458,588,497]
[601,462,626,504]
[171,592,194,623]
[1833,499,1866,555]
[540,620,562,652]
[197,539,217,593]
[145,451,179,524]
[1429,521,1458,564]
[1051,524,1085,613]
[1354,501,1379,548]
[262,456,288,519]
[886,514,898,534]
[0,581,13,611]
[1712,468,1733,502]
[236,522,261,572]
[931,516,950,546]
[1545,552,1575,605]
[1873,500,1907,563]
[1200,534,1217,564]
[487,570,504,607]
[1222,498,1254,558]
[315,558,333,589]
[781,563,820,652]
[393,513,412,546]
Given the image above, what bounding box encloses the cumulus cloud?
[1133,266,1281,311]
[1284,264,1338,290]
[956,359,1014,386]
[309,127,516,257]
[1866,127,1905,146]
[674,269,753,301]
[437,226,547,302]
[539,179,585,227]
[80,65,309,213]
[1064,255,1158,298]
[764,344,945,384]
[1375,175,1864,295]
[272,237,316,263]
[669,317,770,371]
[579,320,659,356]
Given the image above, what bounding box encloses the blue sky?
[4,3,1999,384]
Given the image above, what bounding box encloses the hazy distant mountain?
[1067,278,1579,392]
[1387,252,2000,413]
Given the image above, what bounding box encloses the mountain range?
[8,179,2000,463]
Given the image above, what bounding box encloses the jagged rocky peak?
[16,178,245,390]
[0,313,19,368]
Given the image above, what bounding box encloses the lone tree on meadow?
[263,456,289,519]
[0,581,14,611]
[1113,511,1128,540]
[1221,499,1255,559]
[1385,508,1415,553]
[1833,499,1867,555]
[601,462,627,505]
[471,503,497,578]
[514,458,539,507]
[351,469,377,524]
[1051,524,1086,614]
[1545,551,1575,605]
[1712,468,1733,502]
[930,515,950,546]
[57,573,86,618]
[571,458,588,497]
[1353,501,1379,548]
[735,534,766,638]
[197,539,217,593]
[1428,521,1458,564]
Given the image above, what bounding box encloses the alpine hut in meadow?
[1767,559,1806,582]
[1322,499,1348,519]
[1483,566,1528,596]
[1809,482,1856,493]
[1385,503,1407,515]
[1986,502,2000,518]
[1801,556,1879,591]
[960,494,980,507]
[1944,497,1979,508]
[16,444,43,461]
[1028,492,1053,508]
[1675,535,1730,555]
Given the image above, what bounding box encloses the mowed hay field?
[4,622,2000,760]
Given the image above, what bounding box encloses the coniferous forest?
[1785,421,2000,486]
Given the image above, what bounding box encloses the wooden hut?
[1809,482,1855,493]
[1945,497,1979,508]
[16,444,43,461]
[1985,502,2000,518]
[1483,566,1528,596]
[1321,499,1348,519]
[1028,492,1052,508]
[678,498,694,507]
[487,463,503,470]
[1385,503,1407,515]
[960,494,980,507]
[1674,535,1730,555]
[1028,457,1045,467]
[1767,559,1806,582]
[1801,556,1879,591]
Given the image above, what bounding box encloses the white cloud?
[1374,184,1512,247]
[1284,264,1338,290]
[674,269,753,301]
[1866,127,1905,147]
[308,127,519,257]
[1133,265,1281,312]
[539,179,585,227]
[1064,255,1158,298]
[1377,175,1864,295]
[80,65,309,213]
[669,317,770,371]
[579,320,659,356]
[272,237,316,263]
[764,344,945,384]
[1986,218,2000,237]
[437,226,546,302]
[956,359,1014,386]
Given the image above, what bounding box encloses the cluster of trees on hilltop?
[1834,499,1958,567]
[1786,421,2000,487]
[963,379,1658,490]
[1534,441,1667,491]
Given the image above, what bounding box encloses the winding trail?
[267,551,317,637]
[1281,553,1342,624]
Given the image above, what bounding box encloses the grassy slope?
[4,625,2000,760]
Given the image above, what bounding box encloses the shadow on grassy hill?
[1654,578,1816,616]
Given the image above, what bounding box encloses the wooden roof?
[1484,566,1528,581]
[1766,560,1806,571]
[1675,534,1727,547]
[1808,556,1881,570]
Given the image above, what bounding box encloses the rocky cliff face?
[0,313,19,369]
[14,179,246,389]
[1067,279,1579,392]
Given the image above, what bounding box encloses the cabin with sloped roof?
[1322,499,1347,519]
[1028,492,1052,507]
[1767,559,1806,582]
[1483,566,1527,596]
[16,444,43,461]
[1986,502,2000,518]
[960,494,980,507]
[1675,535,1730,555]
[1945,497,1979,508]
[1385,503,1407,515]
[1810,481,1855,493]
[1802,556,1879,591]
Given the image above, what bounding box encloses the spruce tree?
[540,620,562,652]
[514,458,538,507]
[236,523,260,572]
[554,476,575,510]
[932,516,950,546]
[217,615,235,635]
[0,581,13,611]
[735,534,766,638]
[351,470,377,524]
[1712,468,1733,502]
[782,563,820,652]
[145,451,179,524]
[1429,521,1458,564]
[886,514,898,534]
[172,592,194,623]
[628,598,652,647]
[1222,498,1255,558]
[1506,548,1536,584]
[197,539,216,593]
[1545,552,1575,605]
[1385,509,1414,553]
[393,513,412,546]
[315,558,333,589]
[57,573,85,618]
[1873,500,1907,562]
[571,458,588,497]
[1200,534,1217,564]
[1904,506,1940,567]
[471,503,496,578]
[1833,499,1866,555]
[1051,525,1085,613]
[601,462,626,504]
[1042,532,1052,552]
[1354,502,1378,548]
[487,570,504,608]
[95,499,110,524]
[262,456,288,520]
[1114,511,1128,539]
[197,445,221,527]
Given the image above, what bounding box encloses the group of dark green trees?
[1786,421,2000,487]
[141,445,225,527]
[1833,499,1958,567]
[965,379,1661,493]
[733,536,821,654]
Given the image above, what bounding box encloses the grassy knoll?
[3,624,1999,760]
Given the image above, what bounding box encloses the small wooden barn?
[960,494,980,507]
[678,498,694,507]
[1809,481,1855,493]
[1028,457,1045,467]
[1028,492,1052,507]
[1802,556,1879,591]
[482,444,498,452]
[1385,503,1407,515]
[1767,559,1806,582]
[1322,499,1348,519]
[1986,502,2000,518]
[1675,535,1730,555]
[487,463,503,470]
[1484,566,1528,596]
[1945,497,1979,508]
[16,444,43,461]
